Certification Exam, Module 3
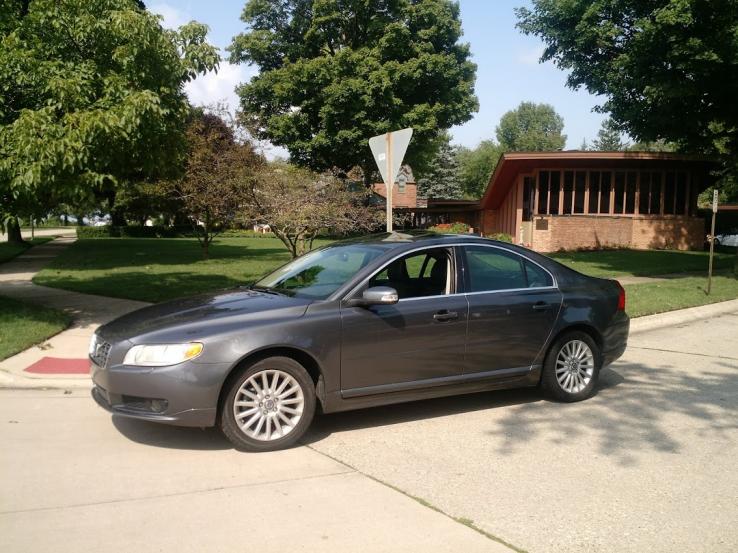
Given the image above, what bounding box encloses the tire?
[540,331,601,402]
[220,356,316,452]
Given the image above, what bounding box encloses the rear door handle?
[433,310,459,322]
[532,302,551,311]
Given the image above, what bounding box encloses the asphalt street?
[2,309,737,552]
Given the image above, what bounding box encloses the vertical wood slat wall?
[528,168,695,217]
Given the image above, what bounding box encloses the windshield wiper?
[249,285,295,297]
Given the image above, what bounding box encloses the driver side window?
[369,248,451,299]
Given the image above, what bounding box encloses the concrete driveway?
[2,309,736,552]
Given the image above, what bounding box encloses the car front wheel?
[541,331,601,402]
[220,356,316,452]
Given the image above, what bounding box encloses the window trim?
[459,244,558,296]
[342,243,557,303]
[345,244,458,303]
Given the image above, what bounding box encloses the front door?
[461,245,561,374]
[339,247,468,394]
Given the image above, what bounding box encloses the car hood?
[98,288,312,343]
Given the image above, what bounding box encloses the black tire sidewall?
[220,356,316,452]
[542,331,602,402]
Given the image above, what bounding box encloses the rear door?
[461,245,561,374]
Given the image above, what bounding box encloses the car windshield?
[253,244,387,299]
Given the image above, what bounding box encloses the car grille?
[91,338,112,368]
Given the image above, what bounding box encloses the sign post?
[369,128,413,232]
[707,188,718,295]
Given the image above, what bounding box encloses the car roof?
[332,231,493,249]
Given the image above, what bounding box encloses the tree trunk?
[6,217,24,245]
[76,214,85,226]
[202,238,210,260]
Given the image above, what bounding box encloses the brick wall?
[373,182,418,208]
[527,215,705,252]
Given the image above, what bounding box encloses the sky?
[150,0,608,152]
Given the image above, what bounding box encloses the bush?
[428,222,471,234]
[76,225,195,239]
[488,232,513,243]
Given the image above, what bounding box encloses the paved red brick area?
[24,357,89,374]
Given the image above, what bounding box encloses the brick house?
[477,152,717,251]
[372,165,418,208]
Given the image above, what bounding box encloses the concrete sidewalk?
[0,237,148,388]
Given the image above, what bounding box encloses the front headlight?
[123,343,203,367]
[89,333,98,356]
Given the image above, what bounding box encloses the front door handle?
[532,301,551,311]
[433,310,459,322]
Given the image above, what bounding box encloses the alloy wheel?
[555,339,595,394]
[232,369,305,441]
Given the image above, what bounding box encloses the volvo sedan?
[90,233,629,451]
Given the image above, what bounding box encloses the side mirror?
[345,286,399,307]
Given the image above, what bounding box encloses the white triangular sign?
[369,128,413,185]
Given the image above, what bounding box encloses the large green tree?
[496,101,566,152]
[417,133,462,199]
[0,0,218,242]
[456,139,502,198]
[516,1,738,180]
[592,118,628,151]
[229,0,478,184]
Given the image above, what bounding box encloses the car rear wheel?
[220,356,316,452]
[541,331,601,402]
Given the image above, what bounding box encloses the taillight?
[615,280,626,311]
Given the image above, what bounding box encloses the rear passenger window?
[524,260,553,288]
[465,247,553,292]
[465,247,527,292]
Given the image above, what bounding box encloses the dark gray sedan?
[90,233,629,451]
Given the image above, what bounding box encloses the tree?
[496,102,566,152]
[229,0,479,184]
[592,118,628,151]
[0,0,218,243]
[244,163,382,258]
[417,134,462,199]
[516,1,738,171]
[456,140,503,198]
[169,112,261,259]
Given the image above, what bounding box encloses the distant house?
[372,165,418,209]
[395,152,717,251]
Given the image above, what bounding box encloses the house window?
[626,173,637,214]
[664,172,676,215]
[614,172,626,214]
[574,172,586,213]
[523,176,534,221]
[549,171,561,214]
[675,172,687,215]
[563,171,574,214]
[639,172,651,214]
[538,171,550,214]
[650,172,662,214]
[589,172,601,213]
[600,172,612,214]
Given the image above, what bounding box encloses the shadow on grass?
[43,238,290,271]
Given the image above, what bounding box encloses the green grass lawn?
[0,237,54,264]
[0,296,71,361]
[625,274,738,318]
[34,237,331,303]
[33,236,738,317]
[549,247,735,278]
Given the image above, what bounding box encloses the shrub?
[76,225,195,239]
[428,222,471,234]
[488,232,513,243]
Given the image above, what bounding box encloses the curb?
[0,370,92,390]
[629,298,738,334]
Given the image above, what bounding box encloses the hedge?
[76,225,193,239]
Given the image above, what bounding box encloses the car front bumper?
[90,358,230,428]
